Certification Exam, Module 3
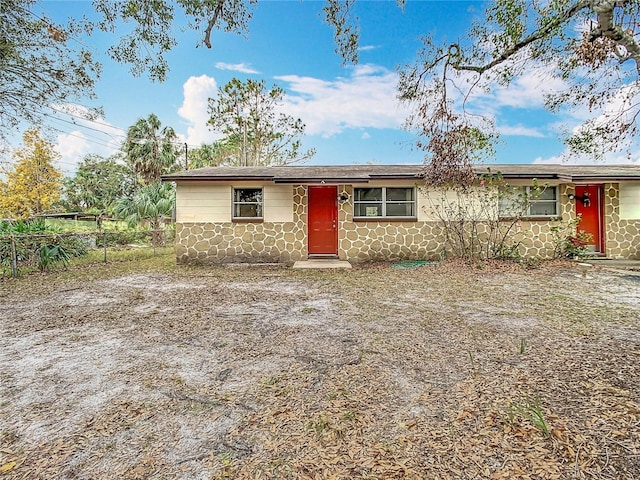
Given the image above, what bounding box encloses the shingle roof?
[161,164,640,183]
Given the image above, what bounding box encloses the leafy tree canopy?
[1,0,101,143]
[123,113,180,185]
[58,154,137,213]
[2,0,359,143]
[398,0,640,182]
[112,181,174,246]
[187,137,244,169]
[0,129,63,219]
[208,78,315,166]
[6,0,638,172]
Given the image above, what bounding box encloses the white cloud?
[534,83,640,165]
[361,132,371,140]
[215,62,259,74]
[462,66,568,115]
[532,155,563,165]
[54,131,91,175]
[48,104,126,174]
[533,152,640,165]
[177,75,222,146]
[358,45,378,52]
[492,70,567,109]
[276,64,410,137]
[498,124,545,137]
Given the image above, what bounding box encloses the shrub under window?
[354,187,415,218]
[233,188,263,219]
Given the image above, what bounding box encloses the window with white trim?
[233,188,263,219]
[353,187,416,218]
[500,186,558,217]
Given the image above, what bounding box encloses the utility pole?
[243,118,248,167]
[184,143,188,170]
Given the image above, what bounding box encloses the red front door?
[575,185,604,253]
[308,186,338,256]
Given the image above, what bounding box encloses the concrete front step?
[292,259,352,269]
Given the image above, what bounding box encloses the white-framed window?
[353,187,416,218]
[500,186,558,218]
[233,188,263,219]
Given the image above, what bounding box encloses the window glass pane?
[354,203,382,217]
[386,202,414,217]
[529,201,557,216]
[535,187,556,201]
[235,203,263,218]
[354,188,382,201]
[499,197,521,217]
[233,188,263,218]
[235,188,262,203]
[499,188,525,217]
[386,188,414,201]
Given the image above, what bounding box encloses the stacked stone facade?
[175,182,640,263]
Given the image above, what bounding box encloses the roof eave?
[572,175,640,182]
[162,175,275,182]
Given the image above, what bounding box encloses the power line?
[41,111,126,144]
[49,126,121,151]
[48,106,129,134]
[44,106,204,149]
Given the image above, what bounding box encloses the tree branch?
[452,0,592,74]
[204,0,227,49]
[589,0,640,74]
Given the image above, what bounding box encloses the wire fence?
[0,229,174,278]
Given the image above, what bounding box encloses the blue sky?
[18,1,639,174]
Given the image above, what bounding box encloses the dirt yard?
[1,257,639,479]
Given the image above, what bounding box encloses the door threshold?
[308,254,339,259]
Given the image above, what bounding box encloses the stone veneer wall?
[335,185,573,261]
[336,185,444,261]
[175,182,639,263]
[174,185,308,263]
[510,184,575,259]
[604,183,640,259]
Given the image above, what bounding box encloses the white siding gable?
[620,182,640,220]
[176,183,231,222]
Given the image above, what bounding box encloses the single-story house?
[161,164,640,263]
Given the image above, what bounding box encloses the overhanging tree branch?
[452,0,591,75]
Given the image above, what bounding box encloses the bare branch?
[452,0,591,75]
[204,0,227,49]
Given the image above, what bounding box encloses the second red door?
[575,185,603,253]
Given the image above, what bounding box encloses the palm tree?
[113,182,175,246]
[124,114,179,184]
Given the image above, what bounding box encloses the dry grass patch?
[1,257,639,479]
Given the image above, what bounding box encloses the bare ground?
[0,257,639,479]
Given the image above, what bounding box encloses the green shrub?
[37,244,71,271]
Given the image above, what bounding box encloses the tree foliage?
[399,0,640,175]
[2,1,362,142]
[0,129,63,219]
[208,78,315,166]
[112,181,174,245]
[187,138,244,169]
[0,0,101,143]
[123,113,179,184]
[59,154,136,213]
